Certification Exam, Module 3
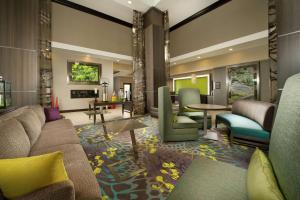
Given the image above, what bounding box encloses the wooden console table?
[88,100,133,125]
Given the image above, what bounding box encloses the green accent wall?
[174,76,209,95]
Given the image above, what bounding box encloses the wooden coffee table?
[187,104,228,140]
[104,119,147,160]
[105,119,147,180]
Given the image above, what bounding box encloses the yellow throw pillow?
[247,148,285,200]
[0,151,69,199]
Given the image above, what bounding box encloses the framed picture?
[214,82,221,89]
[227,62,260,104]
[67,61,101,85]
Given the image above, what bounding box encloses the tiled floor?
[61,106,131,126]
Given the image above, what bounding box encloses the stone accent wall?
[164,11,171,88]
[132,10,146,115]
[268,0,278,103]
[39,0,53,107]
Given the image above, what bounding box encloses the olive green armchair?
[178,88,212,129]
[158,86,200,142]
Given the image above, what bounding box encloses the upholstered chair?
[158,86,200,142]
[178,88,212,129]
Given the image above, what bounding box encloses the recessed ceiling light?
[229,48,233,51]
[197,56,201,59]
[128,1,132,4]
[116,59,120,62]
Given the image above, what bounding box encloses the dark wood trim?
[170,0,232,32]
[52,0,133,28]
[60,108,89,113]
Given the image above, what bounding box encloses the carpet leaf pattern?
[76,116,254,200]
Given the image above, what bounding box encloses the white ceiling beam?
[51,41,133,61]
[170,30,268,63]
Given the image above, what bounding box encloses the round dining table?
[187,104,228,140]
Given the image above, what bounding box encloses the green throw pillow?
[247,148,285,200]
[183,106,198,112]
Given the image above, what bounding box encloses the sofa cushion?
[0,151,69,199]
[30,144,101,200]
[29,105,46,126]
[16,109,42,146]
[232,100,275,132]
[247,148,284,200]
[43,119,74,132]
[31,128,80,152]
[167,157,247,200]
[13,180,75,200]
[0,119,31,159]
[217,113,270,142]
[173,116,202,129]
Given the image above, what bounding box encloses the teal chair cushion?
[173,116,202,129]
[167,158,247,200]
[217,113,270,142]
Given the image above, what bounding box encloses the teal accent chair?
[178,88,212,129]
[216,100,275,146]
[167,74,300,200]
[158,86,200,142]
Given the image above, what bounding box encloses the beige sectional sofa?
[0,105,101,200]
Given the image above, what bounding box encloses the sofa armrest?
[13,180,75,200]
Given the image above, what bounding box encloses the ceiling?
[67,0,219,27]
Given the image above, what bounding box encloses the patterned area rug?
[75,116,254,200]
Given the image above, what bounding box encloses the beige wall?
[170,0,268,57]
[52,2,132,56]
[113,76,133,93]
[52,49,114,111]
[113,63,133,73]
[170,45,268,76]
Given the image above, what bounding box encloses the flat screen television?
[67,61,101,85]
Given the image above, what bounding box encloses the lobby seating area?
[168,74,300,200]
[1,0,300,200]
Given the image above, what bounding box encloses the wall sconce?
[191,74,197,84]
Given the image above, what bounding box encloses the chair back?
[269,74,300,199]
[158,86,173,141]
[178,88,201,113]
[232,100,275,131]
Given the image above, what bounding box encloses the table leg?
[130,104,133,118]
[93,104,96,125]
[100,113,108,138]
[203,110,208,135]
[130,130,138,160]
[89,104,91,119]
[203,110,218,141]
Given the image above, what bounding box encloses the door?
[123,83,132,101]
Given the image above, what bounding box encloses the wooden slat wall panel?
[276,0,300,89]
[0,0,39,107]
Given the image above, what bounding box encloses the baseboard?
[60,108,90,113]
